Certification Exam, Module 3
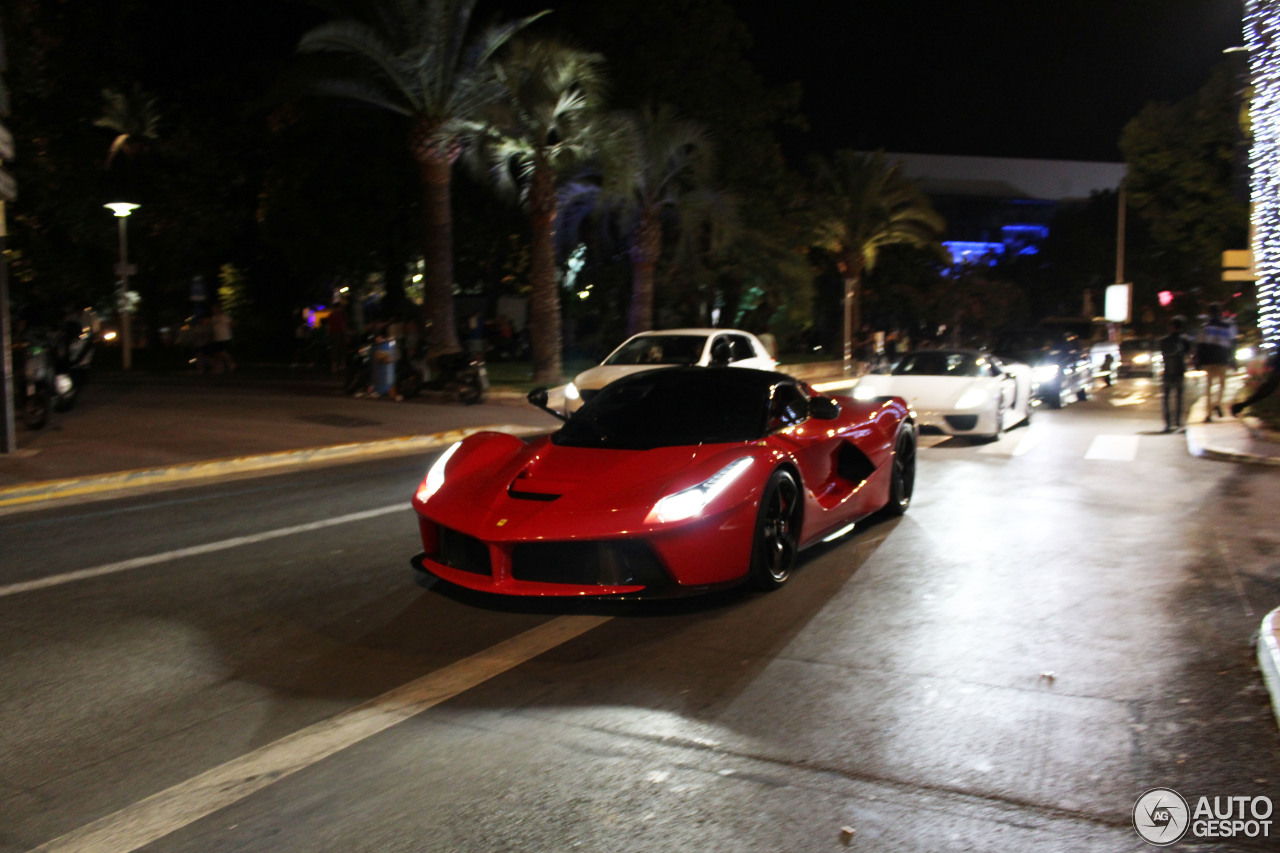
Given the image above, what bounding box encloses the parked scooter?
[10,333,55,430]
[344,335,486,404]
[52,313,96,412]
[417,351,488,405]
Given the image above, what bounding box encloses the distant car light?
[564,383,580,401]
[1133,353,1151,365]
[1238,346,1255,362]
[1033,364,1060,383]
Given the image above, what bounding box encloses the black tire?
[455,369,483,405]
[885,424,916,516]
[1076,385,1089,402]
[343,364,366,395]
[397,370,421,399]
[749,468,802,591]
[1046,390,1063,409]
[53,387,78,413]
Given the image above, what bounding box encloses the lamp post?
[105,202,139,370]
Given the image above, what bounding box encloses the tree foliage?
[1120,62,1248,303]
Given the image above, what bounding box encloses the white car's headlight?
[415,441,462,503]
[647,458,754,524]
[1133,353,1151,365]
[1033,364,1060,383]
[955,387,989,410]
[851,383,879,401]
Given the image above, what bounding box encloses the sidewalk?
[0,366,555,508]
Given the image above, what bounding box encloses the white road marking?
[28,614,612,853]
[1084,435,1140,461]
[978,431,1041,457]
[0,504,409,599]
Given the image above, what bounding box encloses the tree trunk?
[410,123,462,357]
[527,163,562,386]
[627,209,661,334]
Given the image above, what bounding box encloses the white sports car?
[562,328,776,412]
[851,349,1033,440]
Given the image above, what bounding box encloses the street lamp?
[105,202,139,369]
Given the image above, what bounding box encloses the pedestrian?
[207,303,235,375]
[1159,315,1192,432]
[326,300,350,375]
[1231,349,1280,416]
[1193,302,1237,422]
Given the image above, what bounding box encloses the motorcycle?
[52,315,95,412]
[344,336,486,404]
[10,333,55,430]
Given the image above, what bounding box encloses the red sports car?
[410,367,916,597]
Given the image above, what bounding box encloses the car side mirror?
[526,387,568,422]
[810,396,841,420]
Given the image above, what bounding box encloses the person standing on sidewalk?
[208,303,235,375]
[1159,315,1192,431]
[1232,349,1280,416]
[1193,302,1236,422]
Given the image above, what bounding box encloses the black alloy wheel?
[749,468,801,591]
[885,424,916,516]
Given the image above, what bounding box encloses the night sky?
[132,0,1246,165]
[731,0,1245,162]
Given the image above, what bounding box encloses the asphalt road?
[2,377,1279,852]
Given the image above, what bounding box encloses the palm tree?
[564,104,719,335]
[296,0,545,356]
[811,150,946,371]
[94,84,161,168]
[477,38,606,385]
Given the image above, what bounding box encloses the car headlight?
[851,383,879,401]
[955,387,989,409]
[415,441,462,503]
[1133,353,1151,364]
[1033,364,1060,383]
[1238,346,1255,362]
[564,382,580,401]
[647,458,754,524]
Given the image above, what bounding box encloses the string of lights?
[1246,1,1280,350]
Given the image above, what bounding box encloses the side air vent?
[837,442,877,485]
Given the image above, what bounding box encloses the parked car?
[853,349,1033,440]
[1002,343,1093,408]
[561,328,776,412]
[410,367,915,596]
[1118,337,1163,377]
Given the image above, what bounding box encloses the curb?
[1259,608,1280,731]
[0,424,546,509]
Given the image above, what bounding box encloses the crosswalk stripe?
[1084,435,1140,461]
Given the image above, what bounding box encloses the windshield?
[602,335,707,366]
[1120,339,1155,353]
[553,369,773,449]
[891,351,982,377]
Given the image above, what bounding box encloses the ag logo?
[1133,787,1190,846]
